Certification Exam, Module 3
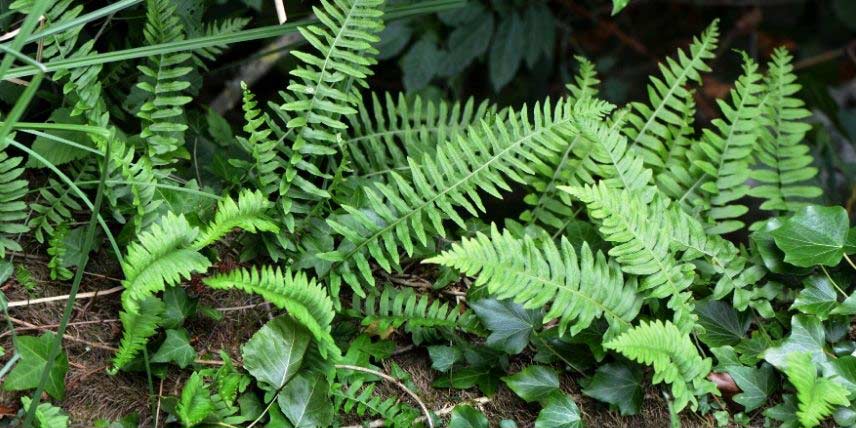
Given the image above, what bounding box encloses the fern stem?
[335,364,434,428]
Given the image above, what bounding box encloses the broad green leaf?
[151,328,196,368]
[20,397,69,428]
[448,405,489,428]
[824,356,856,396]
[772,205,850,267]
[535,393,583,428]
[439,12,494,77]
[162,287,197,329]
[277,374,333,428]
[401,37,443,92]
[502,365,560,404]
[729,365,777,412]
[764,394,800,428]
[581,361,643,415]
[612,0,631,15]
[792,275,840,318]
[488,12,525,90]
[176,372,215,427]
[377,20,414,60]
[845,227,855,254]
[242,315,310,391]
[696,300,751,347]
[3,333,68,400]
[764,315,828,369]
[26,109,92,168]
[470,298,542,355]
[433,366,501,396]
[0,260,13,283]
[522,3,556,68]
[427,345,462,373]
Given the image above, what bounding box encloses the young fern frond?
[624,20,718,169]
[347,286,481,343]
[785,351,850,427]
[47,223,73,280]
[193,189,279,249]
[605,319,717,412]
[566,56,600,101]
[563,183,697,332]
[29,176,83,243]
[677,54,764,235]
[332,380,419,428]
[749,48,822,218]
[348,93,498,178]
[0,149,29,257]
[203,266,339,359]
[237,83,284,196]
[326,98,581,295]
[137,0,194,166]
[427,224,641,338]
[111,295,165,373]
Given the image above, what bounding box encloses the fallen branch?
[335,364,435,428]
[7,285,124,308]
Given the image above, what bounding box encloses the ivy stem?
[820,265,848,297]
[844,253,856,272]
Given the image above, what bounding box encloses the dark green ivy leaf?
[535,393,583,428]
[792,275,841,319]
[151,328,196,368]
[772,205,850,267]
[470,298,542,355]
[729,365,777,412]
[502,365,560,404]
[581,361,643,415]
[3,333,68,400]
[449,405,489,428]
[696,300,751,347]
[764,315,827,369]
[162,287,197,329]
[427,345,462,373]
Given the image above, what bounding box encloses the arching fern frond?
[332,380,419,428]
[785,351,850,427]
[236,83,283,195]
[47,223,73,281]
[605,319,717,412]
[427,224,641,338]
[203,266,339,359]
[0,149,29,257]
[191,18,251,68]
[566,56,600,101]
[347,286,481,344]
[624,20,719,169]
[326,98,580,295]
[563,183,697,332]
[749,48,822,219]
[110,295,165,373]
[193,189,279,249]
[29,176,83,243]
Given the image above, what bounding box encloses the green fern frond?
[29,177,83,243]
[605,319,717,412]
[20,397,69,428]
[237,83,284,195]
[655,93,699,200]
[121,212,211,304]
[47,223,73,281]
[624,20,719,168]
[563,183,697,331]
[566,56,600,101]
[137,0,194,165]
[0,149,29,257]
[193,189,279,249]
[427,224,641,338]
[785,351,850,427]
[332,380,419,428]
[347,286,481,344]
[192,18,251,68]
[749,48,822,218]
[326,98,580,295]
[203,266,339,359]
[10,0,83,63]
[676,54,764,235]
[110,295,165,373]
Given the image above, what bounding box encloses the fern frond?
[676,54,764,235]
[749,48,822,218]
[193,189,279,249]
[332,380,419,428]
[0,149,29,257]
[566,56,600,101]
[326,98,580,295]
[237,83,284,195]
[121,212,211,304]
[203,266,339,359]
[605,319,717,412]
[20,397,69,428]
[563,183,697,331]
[137,0,193,165]
[427,224,641,338]
[347,286,481,344]
[47,223,73,281]
[624,20,719,168]
[785,351,850,427]
[110,295,165,373]
[29,177,83,244]
[192,18,251,68]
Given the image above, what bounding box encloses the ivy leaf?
[433,366,501,396]
[792,275,839,319]
[729,365,777,412]
[401,37,443,92]
[535,393,583,428]
[242,315,310,391]
[151,328,196,368]
[488,12,525,90]
[439,12,495,77]
[20,397,69,428]
[470,298,542,355]
[823,356,856,396]
[427,345,462,373]
[162,287,197,329]
[502,365,560,404]
[277,373,333,428]
[764,315,828,370]
[448,405,489,428]
[3,333,68,400]
[696,300,751,347]
[772,205,850,267]
[176,372,215,427]
[845,227,856,254]
[581,361,643,415]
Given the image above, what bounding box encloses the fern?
[325,98,586,295]
[191,18,251,68]
[121,212,211,305]
[427,224,641,338]
[203,266,339,359]
[193,189,279,249]
[785,352,850,427]
[46,223,73,281]
[563,183,697,331]
[236,84,284,196]
[624,20,719,169]
[332,380,419,428]
[29,177,83,244]
[136,0,194,166]
[749,48,822,218]
[20,397,69,428]
[110,295,165,373]
[566,56,600,101]
[0,148,29,257]
[347,286,481,343]
[604,319,717,412]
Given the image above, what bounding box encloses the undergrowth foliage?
[2,1,854,427]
